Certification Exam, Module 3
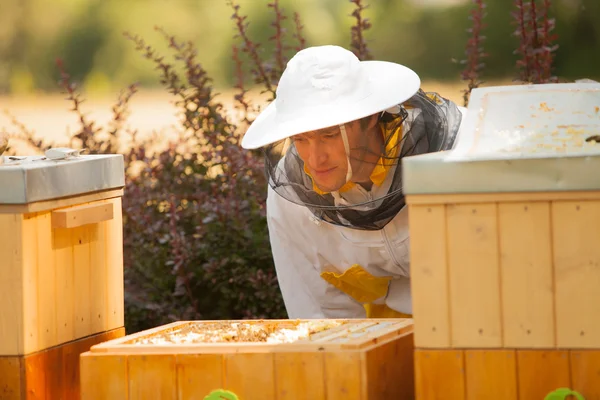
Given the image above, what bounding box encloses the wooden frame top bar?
[89,319,414,354]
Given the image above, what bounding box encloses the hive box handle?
[52,202,114,229]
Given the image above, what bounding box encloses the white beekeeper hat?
[241,45,421,150]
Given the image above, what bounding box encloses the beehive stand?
[0,154,126,399]
[403,83,600,399]
[80,318,415,400]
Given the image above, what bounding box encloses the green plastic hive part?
[544,388,585,400]
[204,389,240,400]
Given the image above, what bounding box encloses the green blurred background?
[1,0,598,96]
[1,0,598,148]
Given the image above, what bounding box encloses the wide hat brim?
[241,60,420,149]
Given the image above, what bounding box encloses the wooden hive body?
[80,318,415,400]
[0,154,126,399]
[403,83,600,399]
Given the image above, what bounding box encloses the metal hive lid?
[403,82,600,195]
[0,153,125,204]
[449,82,600,161]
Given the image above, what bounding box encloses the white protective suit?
[267,184,412,319]
[266,103,467,320]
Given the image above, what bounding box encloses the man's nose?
[308,140,327,166]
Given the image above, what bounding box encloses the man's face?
[292,116,379,192]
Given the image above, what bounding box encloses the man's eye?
[323,133,339,139]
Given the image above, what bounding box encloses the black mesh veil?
[264,89,463,230]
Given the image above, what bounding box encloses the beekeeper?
[241,45,465,319]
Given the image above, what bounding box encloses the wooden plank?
[0,214,24,355]
[570,350,600,399]
[61,332,80,399]
[395,332,416,399]
[69,327,126,399]
[80,352,128,400]
[365,332,414,400]
[274,352,325,399]
[21,213,39,355]
[0,327,125,400]
[89,219,108,333]
[499,202,555,348]
[464,350,517,399]
[553,201,600,348]
[408,204,450,348]
[224,353,275,400]
[0,189,124,214]
[51,202,114,229]
[128,355,177,400]
[324,352,363,400]
[176,354,224,399]
[44,343,63,399]
[106,197,125,330]
[60,327,125,399]
[0,357,23,399]
[24,348,47,399]
[517,350,571,399]
[53,226,75,345]
[414,349,465,400]
[36,211,58,351]
[73,224,92,339]
[446,203,502,347]
[91,341,401,355]
[406,190,600,205]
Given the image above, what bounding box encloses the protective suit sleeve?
[266,186,366,319]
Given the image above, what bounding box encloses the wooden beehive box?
[402,83,600,399]
[80,318,415,400]
[0,153,127,398]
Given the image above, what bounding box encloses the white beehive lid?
[403,82,600,194]
[0,151,125,204]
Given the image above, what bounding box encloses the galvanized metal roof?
[0,153,125,204]
[403,82,600,194]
